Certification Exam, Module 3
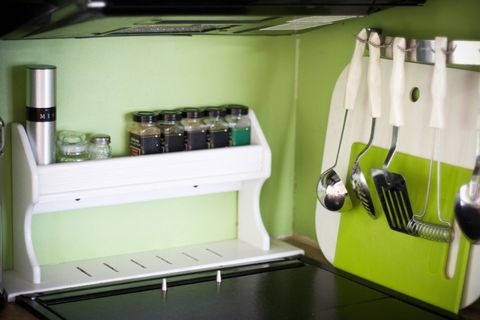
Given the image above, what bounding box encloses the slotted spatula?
[350,31,381,217]
[371,37,413,233]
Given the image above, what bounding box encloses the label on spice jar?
[163,133,184,152]
[208,129,229,148]
[230,127,250,146]
[129,133,161,155]
[185,131,207,151]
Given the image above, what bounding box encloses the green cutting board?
[334,143,472,313]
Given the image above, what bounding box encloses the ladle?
[455,79,480,243]
[317,28,367,211]
[455,162,480,243]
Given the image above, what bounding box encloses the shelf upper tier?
[12,110,271,214]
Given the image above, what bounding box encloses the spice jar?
[158,110,184,153]
[204,107,229,149]
[129,111,161,156]
[89,134,112,160]
[225,105,251,146]
[181,108,207,151]
[56,131,90,162]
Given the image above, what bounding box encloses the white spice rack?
[5,110,303,299]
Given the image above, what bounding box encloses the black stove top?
[17,258,454,320]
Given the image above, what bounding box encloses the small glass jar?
[158,110,184,153]
[89,134,112,160]
[180,108,207,151]
[56,131,90,162]
[224,105,251,146]
[129,111,161,156]
[204,107,229,149]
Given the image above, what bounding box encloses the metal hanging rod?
[357,30,480,66]
[382,37,480,66]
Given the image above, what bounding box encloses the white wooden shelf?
[6,110,304,300]
[13,114,270,214]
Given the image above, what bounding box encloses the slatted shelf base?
[4,239,303,300]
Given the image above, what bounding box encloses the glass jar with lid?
[158,110,184,153]
[180,108,207,151]
[56,131,90,162]
[224,105,251,146]
[129,111,161,156]
[89,134,112,160]
[204,107,229,149]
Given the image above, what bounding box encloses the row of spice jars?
[129,105,251,156]
[56,131,112,162]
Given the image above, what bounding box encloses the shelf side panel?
[12,124,41,283]
[236,110,272,250]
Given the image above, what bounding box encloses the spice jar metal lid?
[205,107,225,118]
[133,111,157,123]
[90,133,111,145]
[225,104,249,116]
[181,107,205,119]
[159,110,182,122]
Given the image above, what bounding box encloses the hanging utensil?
[371,37,414,234]
[317,28,367,211]
[407,37,452,243]
[0,116,4,157]
[0,116,5,310]
[350,31,382,218]
[455,73,480,243]
[406,139,452,242]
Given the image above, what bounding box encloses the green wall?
[0,36,296,266]
[293,0,480,239]
[1,0,479,270]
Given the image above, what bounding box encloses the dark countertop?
[0,301,37,320]
[1,237,479,320]
[284,237,480,320]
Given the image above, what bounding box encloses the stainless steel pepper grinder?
[26,65,56,165]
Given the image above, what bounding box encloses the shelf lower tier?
[4,239,303,301]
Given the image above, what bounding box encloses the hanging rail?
[382,37,480,66]
[358,30,480,66]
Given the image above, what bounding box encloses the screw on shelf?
[216,270,222,284]
[162,278,167,292]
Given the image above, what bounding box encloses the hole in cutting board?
[410,87,420,102]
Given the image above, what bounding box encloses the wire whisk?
[406,130,453,242]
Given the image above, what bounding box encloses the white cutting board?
[315,57,480,308]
